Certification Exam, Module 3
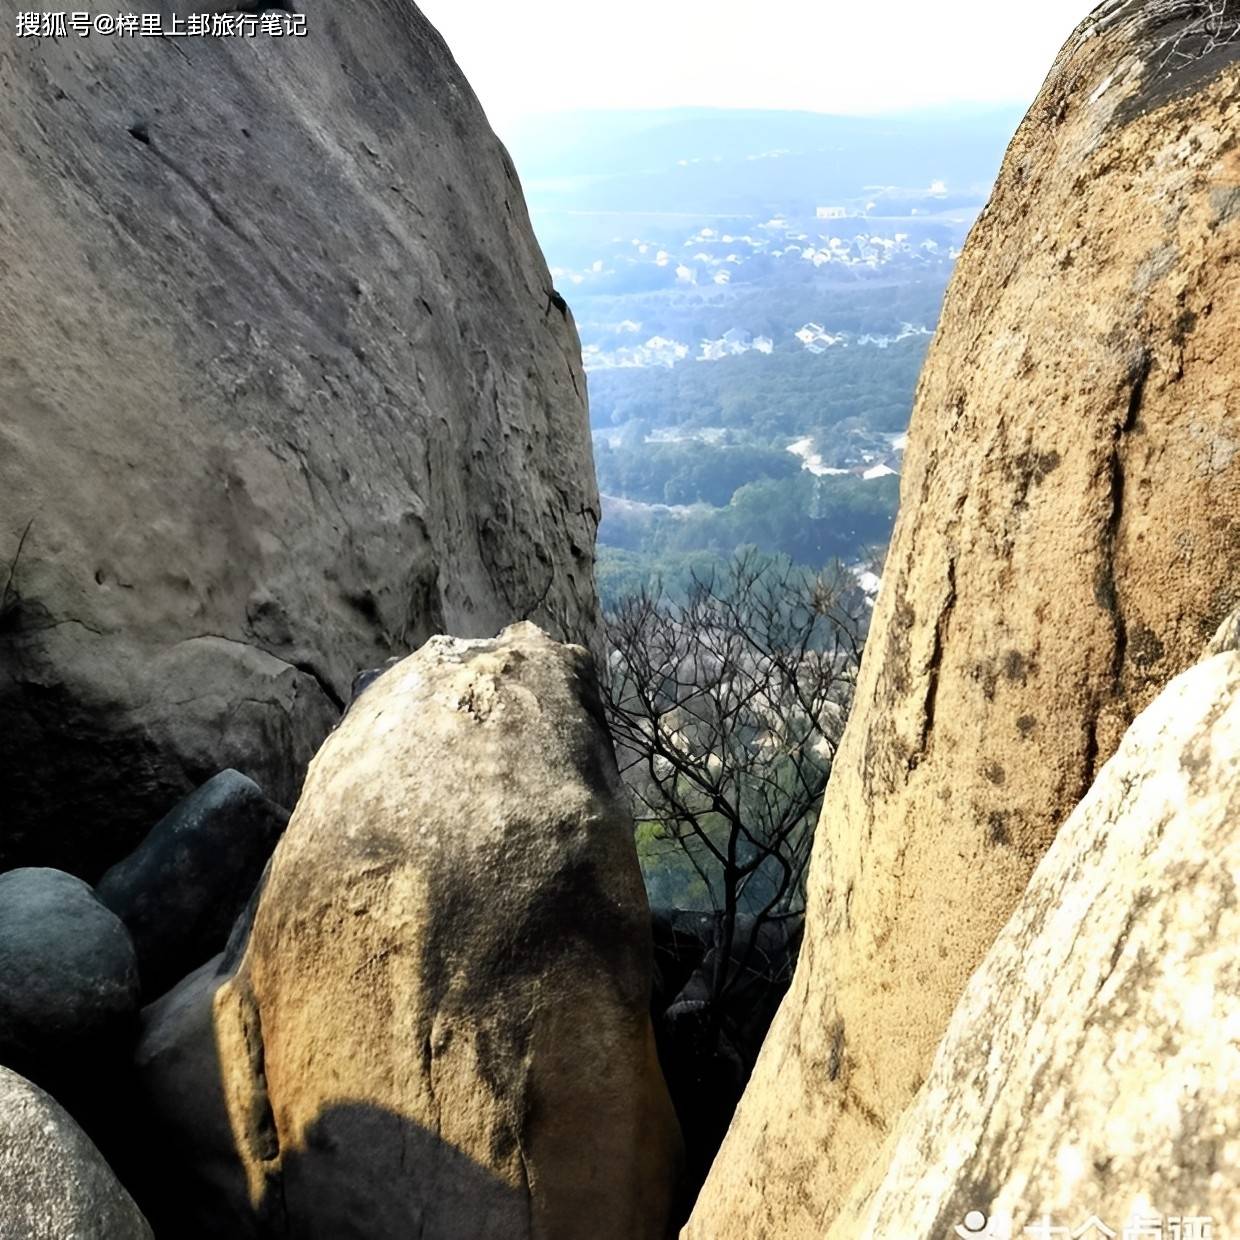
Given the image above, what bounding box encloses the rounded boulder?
[96,770,289,1000]
[0,1063,152,1240]
[0,868,140,1079]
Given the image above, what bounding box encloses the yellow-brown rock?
[687,5,1240,1235]
[199,624,679,1239]
[829,626,1240,1238]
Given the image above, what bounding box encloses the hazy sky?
[419,1,1099,132]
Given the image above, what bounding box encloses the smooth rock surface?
[0,3,600,879]
[829,642,1240,1237]
[134,953,257,1238]
[0,1063,153,1240]
[151,623,680,1239]
[688,8,1240,1235]
[0,868,140,1081]
[97,770,289,998]
[132,870,272,1235]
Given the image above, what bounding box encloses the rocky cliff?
[687,5,1240,1235]
[0,2,600,879]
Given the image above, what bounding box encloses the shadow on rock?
[652,910,804,1198]
[256,1104,537,1240]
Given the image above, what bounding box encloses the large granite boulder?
[0,2,600,881]
[687,7,1240,1235]
[0,1063,153,1240]
[829,626,1240,1237]
[0,868,140,1084]
[97,770,288,999]
[143,623,680,1239]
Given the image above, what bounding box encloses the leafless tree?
[604,549,868,1011]
[1153,1,1240,79]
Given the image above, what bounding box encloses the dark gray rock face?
[134,955,256,1239]
[0,868,141,1082]
[97,771,289,999]
[0,1063,153,1240]
[0,3,601,880]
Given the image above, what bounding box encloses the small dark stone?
[347,657,403,712]
[96,771,288,1000]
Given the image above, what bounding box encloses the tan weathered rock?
[0,1063,153,1240]
[829,640,1240,1238]
[0,4,599,879]
[153,623,679,1239]
[687,7,1240,1235]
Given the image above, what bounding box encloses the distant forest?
[511,106,1018,603]
[588,335,929,437]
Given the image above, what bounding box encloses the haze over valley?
[505,106,1025,601]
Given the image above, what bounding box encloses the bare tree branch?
[604,551,868,1009]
